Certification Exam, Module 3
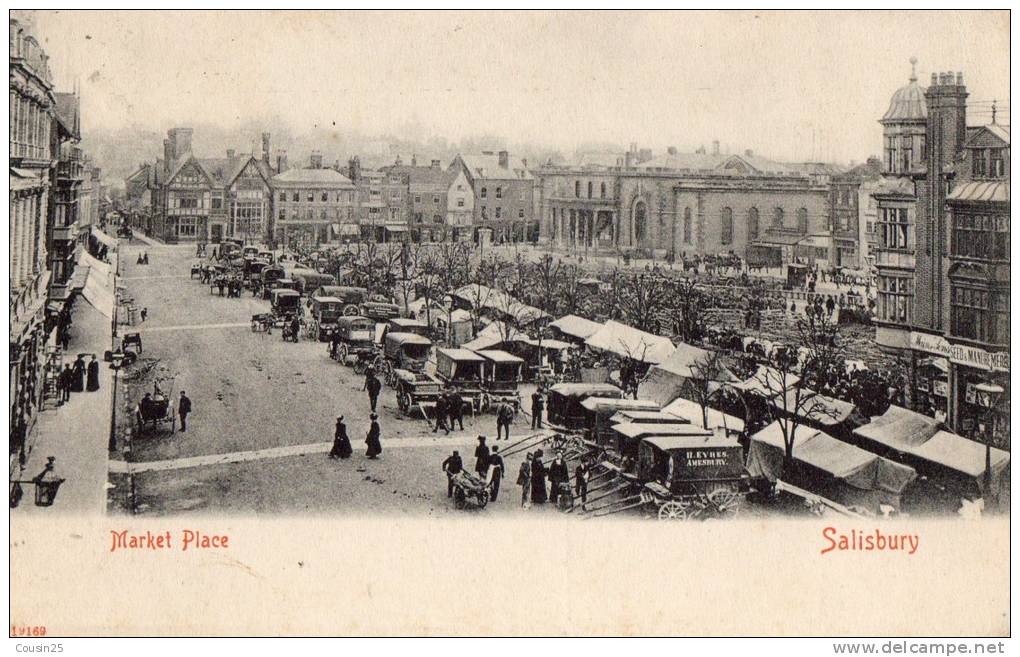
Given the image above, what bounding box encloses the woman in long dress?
[330,416,353,459]
[530,450,548,504]
[86,356,101,392]
[517,453,532,508]
[365,414,382,459]
[70,356,86,393]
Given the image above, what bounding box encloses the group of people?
[441,436,506,501]
[432,390,466,434]
[329,413,382,460]
[56,354,101,404]
[515,449,578,508]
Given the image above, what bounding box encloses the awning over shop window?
[331,223,360,236]
[384,223,409,233]
[797,234,831,249]
[91,226,119,250]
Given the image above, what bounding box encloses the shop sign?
[909,331,1010,373]
[933,380,948,397]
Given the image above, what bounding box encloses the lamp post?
[974,381,1004,506]
[108,351,125,452]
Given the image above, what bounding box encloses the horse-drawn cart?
[392,369,443,418]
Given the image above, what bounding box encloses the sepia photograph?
[7,8,1012,640]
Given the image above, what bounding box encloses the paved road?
[112,242,552,516]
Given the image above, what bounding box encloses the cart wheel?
[707,487,740,517]
[453,487,466,509]
[398,391,410,413]
[339,344,349,363]
[658,500,692,521]
[478,490,489,508]
[353,359,365,375]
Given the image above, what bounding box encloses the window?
[587,182,593,198]
[292,192,299,202]
[434,215,443,224]
[877,275,913,324]
[481,187,487,199]
[900,135,912,172]
[772,207,784,228]
[683,208,692,244]
[496,187,502,199]
[319,192,326,202]
[414,195,421,203]
[279,210,285,220]
[950,286,989,342]
[575,181,581,198]
[279,192,286,201]
[720,208,733,245]
[747,207,759,241]
[990,149,1005,177]
[518,209,524,219]
[633,200,647,242]
[179,197,198,209]
[796,208,808,234]
[519,190,526,201]
[177,216,197,237]
[866,221,874,234]
[457,198,465,208]
[211,198,222,210]
[952,213,1009,260]
[495,207,502,219]
[291,209,299,220]
[885,136,896,172]
[307,192,314,202]
[391,190,400,200]
[972,150,988,178]
[601,182,607,199]
[433,195,440,204]
[878,207,910,250]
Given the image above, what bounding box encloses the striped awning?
[948,181,1009,203]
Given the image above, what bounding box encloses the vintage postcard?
[7,9,1011,639]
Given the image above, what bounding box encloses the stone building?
[828,157,883,269]
[272,152,357,247]
[537,146,829,262]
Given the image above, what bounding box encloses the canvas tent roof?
[580,397,659,413]
[610,410,688,425]
[548,382,622,399]
[643,434,739,452]
[771,388,859,427]
[748,422,917,496]
[910,431,1010,480]
[612,423,714,440]
[475,349,524,364]
[663,397,745,433]
[853,405,940,449]
[725,365,800,398]
[549,314,602,341]
[637,343,737,406]
[585,320,675,364]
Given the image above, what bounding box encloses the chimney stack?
[744,149,754,157]
[931,72,938,86]
[277,150,288,173]
[431,159,441,168]
[227,149,235,159]
[262,132,271,161]
[624,151,635,168]
[498,150,509,168]
[667,146,678,156]
[163,139,172,171]
[168,127,193,160]
[310,150,323,169]
[411,154,417,167]
[712,140,720,155]
[956,71,963,85]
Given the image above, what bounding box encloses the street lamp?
[974,381,1004,505]
[108,350,126,452]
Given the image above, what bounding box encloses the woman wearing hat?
[365,413,382,459]
[329,416,352,459]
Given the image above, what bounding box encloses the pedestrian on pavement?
[433,393,449,434]
[495,400,514,441]
[488,446,505,502]
[178,391,192,432]
[441,450,463,498]
[140,308,148,322]
[58,364,73,403]
[447,391,464,431]
[575,459,590,505]
[364,370,382,413]
[517,452,533,508]
[365,413,382,459]
[530,449,548,504]
[70,355,86,393]
[474,436,490,478]
[329,416,353,460]
[531,389,544,429]
[548,451,569,505]
[86,355,100,392]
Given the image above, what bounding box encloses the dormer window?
[990,149,1005,177]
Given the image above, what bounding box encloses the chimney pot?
[431,159,441,168]
[931,72,938,86]
[277,150,288,173]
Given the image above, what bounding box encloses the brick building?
[272,152,357,247]
[380,156,452,242]
[449,151,536,244]
[828,157,883,269]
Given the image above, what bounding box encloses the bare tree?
[667,277,705,343]
[618,272,670,333]
[684,348,731,430]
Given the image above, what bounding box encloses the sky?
[25,9,1011,164]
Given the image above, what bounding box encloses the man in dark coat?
[178,391,192,432]
[473,436,490,478]
[574,460,590,505]
[364,371,382,413]
[58,364,73,403]
[530,450,548,504]
[433,393,449,434]
[548,452,569,504]
[495,401,514,441]
[70,355,86,392]
[329,416,353,459]
[365,414,382,459]
[446,391,464,431]
[531,390,544,429]
[441,450,463,498]
[329,329,342,360]
[289,315,301,343]
[86,355,101,392]
[488,446,505,502]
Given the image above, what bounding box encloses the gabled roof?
[964,124,1010,148]
[455,154,534,181]
[53,92,79,137]
[272,167,354,186]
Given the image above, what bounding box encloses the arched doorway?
[633,199,647,245]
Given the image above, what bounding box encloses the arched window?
[587,182,593,198]
[748,207,760,241]
[721,207,733,245]
[601,182,607,198]
[773,207,784,228]
[797,208,808,233]
[575,181,581,198]
[495,186,502,199]
[683,207,692,244]
[633,199,647,243]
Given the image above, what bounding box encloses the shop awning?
[331,223,361,236]
[91,226,119,250]
[797,234,831,249]
[663,397,745,433]
[384,223,409,233]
